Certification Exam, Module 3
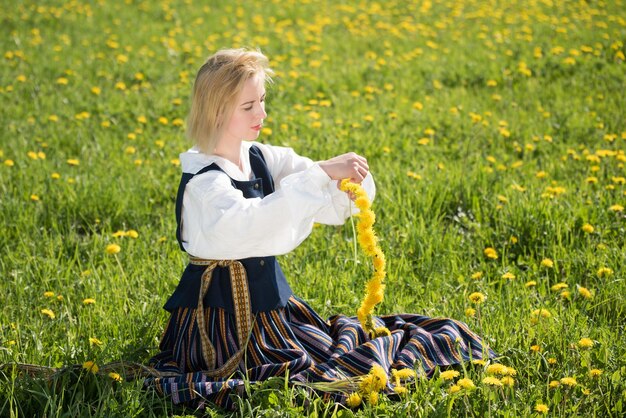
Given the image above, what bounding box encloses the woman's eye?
[244,107,253,111]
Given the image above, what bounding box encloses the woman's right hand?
[318,152,369,184]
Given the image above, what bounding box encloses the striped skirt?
[145,296,496,410]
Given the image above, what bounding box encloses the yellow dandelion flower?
[106,243,121,254]
[391,368,415,381]
[471,271,483,280]
[597,267,613,278]
[83,298,96,306]
[440,370,460,380]
[457,378,475,389]
[609,204,624,212]
[66,158,79,166]
[367,391,379,405]
[531,308,552,318]
[551,282,568,292]
[449,384,461,394]
[471,359,486,366]
[501,376,515,387]
[530,344,541,352]
[89,337,103,347]
[578,338,594,349]
[369,364,388,390]
[482,376,503,387]
[525,281,537,288]
[394,385,408,395]
[560,377,577,387]
[548,357,557,365]
[589,369,603,378]
[483,247,498,259]
[535,403,549,414]
[4,159,15,167]
[578,286,593,299]
[40,308,55,319]
[346,392,362,408]
[82,361,99,374]
[486,364,508,375]
[468,292,486,304]
[465,307,476,317]
[108,372,123,382]
[549,380,560,388]
[501,272,516,280]
[540,258,554,268]
[43,291,55,298]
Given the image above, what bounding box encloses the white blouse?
[179,141,376,260]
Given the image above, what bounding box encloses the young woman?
[145,48,495,409]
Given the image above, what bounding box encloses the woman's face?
[222,73,267,145]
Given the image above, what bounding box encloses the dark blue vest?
[164,145,293,314]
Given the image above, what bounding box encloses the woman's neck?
[213,139,243,170]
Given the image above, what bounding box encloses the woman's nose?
[257,106,267,119]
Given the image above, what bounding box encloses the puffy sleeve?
[181,144,376,259]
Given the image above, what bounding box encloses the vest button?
[259,259,265,266]
[254,183,259,189]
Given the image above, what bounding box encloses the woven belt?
[189,257,253,378]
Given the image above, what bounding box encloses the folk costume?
[145,142,495,409]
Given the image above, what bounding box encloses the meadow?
[1,0,625,416]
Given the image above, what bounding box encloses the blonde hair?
[187,48,274,154]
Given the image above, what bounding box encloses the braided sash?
[189,257,253,378]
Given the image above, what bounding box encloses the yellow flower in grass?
[391,368,416,383]
[548,358,557,365]
[43,291,55,298]
[578,338,594,349]
[578,286,593,299]
[486,363,508,375]
[535,403,549,414]
[471,271,483,280]
[582,223,594,233]
[457,378,475,389]
[82,361,99,374]
[40,308,55,319]
[83,298,96,305]
[394,385,408,395]
[449,384,461,394]
[468,292,486,304]
[108,372,123,382]
[589,369,603,378]
[105,244,121,254]
[549,380,560,388]
[440,370,460,380]
[540,258,554,268]
[551,282,568,292]
[465,307,476,317]
[340,180,388,337]
[482,376,503,387]
[560,377,577,387]
[483,247,498,259]
[89,337,103,347]
[597,267,613,278]
[502,272,516,280]
[501,376,515,387]
[346,392,362,408]
[530,344,541,353]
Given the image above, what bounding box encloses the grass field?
[1,0,625,416]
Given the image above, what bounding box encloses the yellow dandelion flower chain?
[340,179,390,338]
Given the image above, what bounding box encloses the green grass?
[1,0,625,416]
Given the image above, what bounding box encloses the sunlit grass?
[1,0,625,416]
